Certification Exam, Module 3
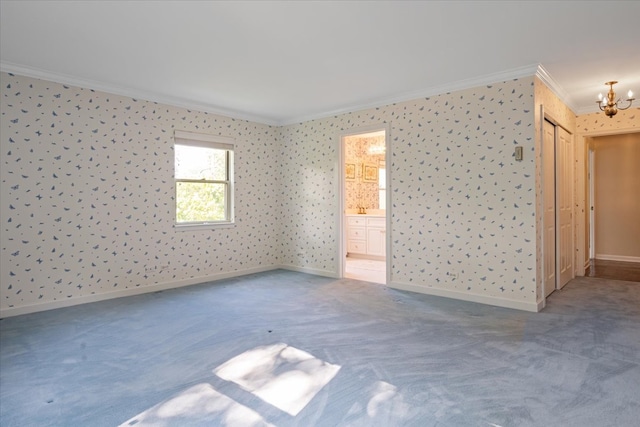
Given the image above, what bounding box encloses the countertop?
[345,210,386,218]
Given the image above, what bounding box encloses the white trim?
[595,254,640,263]
[577,124,640,264]
[589,147,596,260]
[278,264,337,278]
[389,281,541,313]
[1,266,549,318]
[574,133,587,277]
[0,266,277,318]
[3,61,567,127]
[337,124,391,283]
[174,134,235,225]
[284,64,541,126]
[174,130,235,150]
[535,64,577,114]
[578,125,640,138]
[576,105,607,116]
[0,61,280,126]
[540,104,548,303]
[174,222,235,231]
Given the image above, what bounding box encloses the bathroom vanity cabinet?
[346,215,386,259]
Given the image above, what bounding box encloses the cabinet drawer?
[348,240,366,254]
[347,227,366,240]
[347,217,366,227]
[367,217,386,228]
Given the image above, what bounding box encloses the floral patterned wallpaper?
[1,72,279,315]
[280,78,539,310]
[3,70,576,315]
[344,134,385,210]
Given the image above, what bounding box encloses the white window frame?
[174,130,235,230]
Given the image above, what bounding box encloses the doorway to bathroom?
[339,127,389,284]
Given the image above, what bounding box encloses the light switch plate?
[515,146,523,161]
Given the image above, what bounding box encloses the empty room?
[1,1,639,426]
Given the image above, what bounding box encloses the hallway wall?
[592,133,640,260]
[575,108,640,269]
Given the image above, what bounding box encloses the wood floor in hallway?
[585,259,640,282]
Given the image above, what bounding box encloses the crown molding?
[280,64,542,125]
[0,61,280,126]
[575,104,605,116]
[2,61,577,127]
[535,64,578,114]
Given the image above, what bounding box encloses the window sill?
[175,222,235,232]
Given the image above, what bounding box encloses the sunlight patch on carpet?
[213,343,341,416]
[118,383,274,427]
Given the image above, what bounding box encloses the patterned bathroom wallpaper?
[344,135,385,210]
[1,72,280,313]
[280,77,539,306]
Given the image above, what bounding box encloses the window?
[174,131,234,227]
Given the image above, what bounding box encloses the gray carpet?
[1,270,639,426]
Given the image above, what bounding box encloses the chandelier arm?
[596,81,634,117]
[617,99,635,111]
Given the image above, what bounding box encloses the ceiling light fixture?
[597,81,635,118]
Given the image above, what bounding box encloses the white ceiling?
[2,1,639,126]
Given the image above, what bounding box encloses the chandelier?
[597,81,635,118]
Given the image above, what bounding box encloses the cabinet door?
[348,240,367,254]
[347,227,366,240]
[347,217,366,227]
[367,227,386,256]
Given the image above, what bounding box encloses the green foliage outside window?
[175,144,231,223]
[176,182,226,222]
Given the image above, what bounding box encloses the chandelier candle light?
[597,81,635,118]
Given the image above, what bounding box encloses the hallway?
[585,259,640,282]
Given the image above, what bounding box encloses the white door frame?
[541,117,556,300]
[541,110,575,303]
[588,146,596,260]
[579,128,639,264]
[337,123,391,282]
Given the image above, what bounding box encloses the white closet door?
[557,126,574,289]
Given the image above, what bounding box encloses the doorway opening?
[586,132,640,277]
[340,127,389,284]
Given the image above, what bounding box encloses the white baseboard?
[1,265,540,318]
[595,254,640,263]
[278,264,338,278]
[0,265,278,318]
[388,281,541,313]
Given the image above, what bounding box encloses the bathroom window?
[174,131,234,228]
